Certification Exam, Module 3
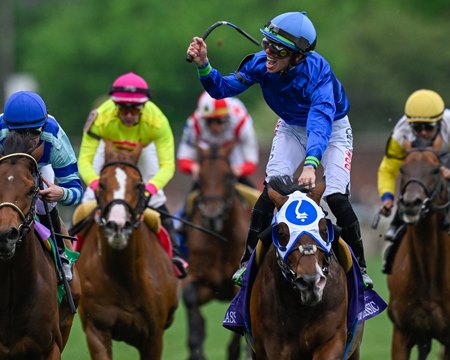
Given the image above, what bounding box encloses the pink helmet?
[196,91,229,118]
[109,72,151,105]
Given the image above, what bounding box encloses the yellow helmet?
[405,89,445,123]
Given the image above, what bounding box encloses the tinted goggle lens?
[15,127,43,136]
[261,37,291,58]
[411,122,437,132]
[207,117,228,125]
[118,105,142,116]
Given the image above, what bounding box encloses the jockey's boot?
[39,207,73,283]
[232,207,274,287]
[341,221,374,289]
[381,210,407,274]
[160,205,189,279]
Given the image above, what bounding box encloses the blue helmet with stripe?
[3,91,48,130]
[260,12,317,53]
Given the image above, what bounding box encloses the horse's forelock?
[2,131,36,155]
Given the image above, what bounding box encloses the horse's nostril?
[105,221,118,232]
[7,227,20,241]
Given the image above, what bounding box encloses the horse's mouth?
[295,275,327,306]
[0,249,15,261]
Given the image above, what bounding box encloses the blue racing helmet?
[3,91,48,130]
[260,12,317,53]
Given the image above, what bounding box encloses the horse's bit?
[0,153,40,241]
[96,161,149,229]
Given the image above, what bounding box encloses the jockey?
[77,72,188,278]
[177,91,259,188]
[0,91,83,282]
[187,11,374,289]
[377,89,450,273]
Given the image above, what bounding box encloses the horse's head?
[398,148,448,224]
[0,132,43,260]
[268,176,333,306]
[95,141,147,250]
[195,142,235,232]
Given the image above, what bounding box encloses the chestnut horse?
[75,143,179,359]
[249,177,363,359]
[0,137,80,359]
[388,149,450,359]
[183,143,250,360]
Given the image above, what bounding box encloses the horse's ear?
[104,140,114,158]
[31,143,44,161]
[308,181,326,205]
[222,141,235,156]
[432,134,443,152]
[130,141,143,164]
[268,185,288,210]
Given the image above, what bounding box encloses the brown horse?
[183,143,251,360]
[75,142,179,359]
[0,137,80,359]
[388,149,450,359]
[249,177,363,359]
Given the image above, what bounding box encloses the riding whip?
[186,20,260,62]
[38,176,76,314]
[148,205,228,242]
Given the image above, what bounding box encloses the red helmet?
[196,91,229,118]
[109,72,151,105]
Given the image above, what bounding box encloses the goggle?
[261,37,292,59]
[411,122,437,133]
[118,105,143,116]
[206,117,229,125]
[15,126,43,136]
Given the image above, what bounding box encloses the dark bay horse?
[0,135,80,359]
[75,142,179,359]
[249,177,363,359]
[183,143,251,360]
[388,149,450,359]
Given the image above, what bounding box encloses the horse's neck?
[407,214,450,282]
[99,224,154,283]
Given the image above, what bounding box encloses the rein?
[96,161,149,228]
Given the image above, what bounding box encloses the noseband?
[195,154,236,230]
[96,161,149,229]
[0,153,40,240]
[276,242,331,288]
[399,150,450,218]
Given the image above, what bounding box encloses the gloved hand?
[89,179,100,192]
[145,183,158,196]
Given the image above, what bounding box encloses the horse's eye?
[433,168,440,175]
[99,182,106,191]
[275,223,290,247]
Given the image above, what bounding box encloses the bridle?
[399,150,450,219]
[96,161,149,229]
[276,241,331,288]
[195,153,236,232]
[0,153,40,241]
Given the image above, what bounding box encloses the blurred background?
[0,0,449,357]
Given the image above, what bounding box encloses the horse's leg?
[227,332,242,360]
[139,332,164,360]
[183,282,208,360]
[47,343,61,360]
[391,326,412,360]
[442,344,450,360]
[417,340,431,360]
[84,321,113,360]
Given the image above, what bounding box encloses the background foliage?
[8,0,450,140]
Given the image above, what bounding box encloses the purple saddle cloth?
[223,248,387,350]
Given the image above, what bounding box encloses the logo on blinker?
[285,199,318,226]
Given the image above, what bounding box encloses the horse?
[183,142,251,360]
[249,177,363,359]
[0,133,80,359]
[387,148,450,359]
[75,141,179,360]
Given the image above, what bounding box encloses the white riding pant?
[265,116,353,198]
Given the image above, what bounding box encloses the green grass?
[62,257,443,359]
